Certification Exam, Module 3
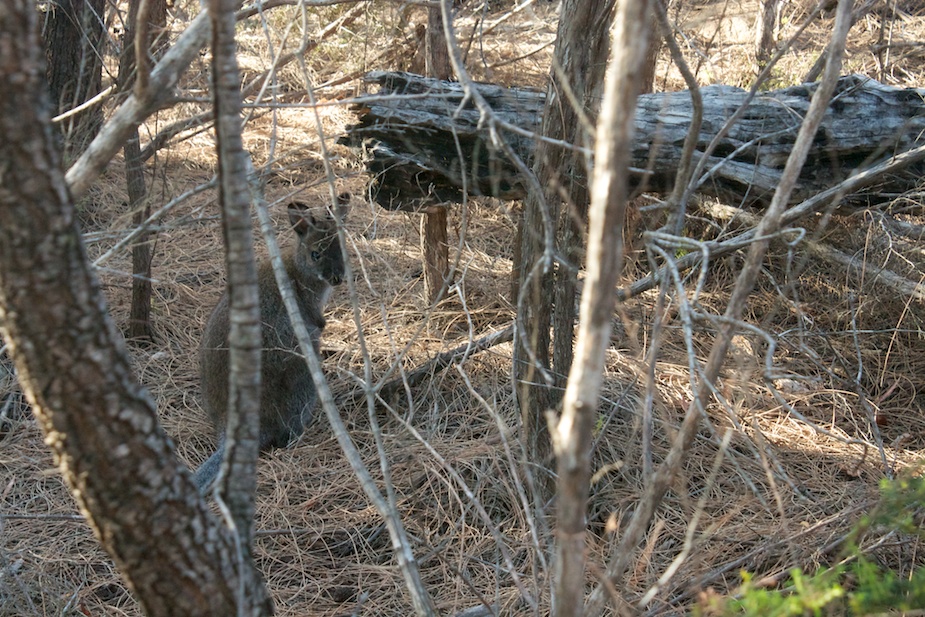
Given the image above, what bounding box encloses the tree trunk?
[343,72,925,208]
[208,0,268,594]
[43,0,105,159]
[120,0,169,342]
[125,134,154,341]
[641,9,661,93]
[421,208,449,302]
[512,0,615,478]
[755,0,782,64]
[421,5,453,304]
[0,1,273,614]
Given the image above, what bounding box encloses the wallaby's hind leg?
[193,441,224,494]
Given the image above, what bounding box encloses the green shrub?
[697,475,925,616]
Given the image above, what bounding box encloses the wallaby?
[193,193,350,493]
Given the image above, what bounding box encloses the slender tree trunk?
[756,0,782,65]
[124,136,154,341]
[420,210,449,301]
[515,0,615,483]
[120,0,168,342]
[43,0,105,159]
[0,1,272,613]
[553,0,652,613]
[209,0,268,595]
[421,5,453,303]
[516,184,555,481]
[641,10,661,93]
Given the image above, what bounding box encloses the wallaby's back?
[194,193,350,492]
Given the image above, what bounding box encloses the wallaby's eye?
[311,250,321,261]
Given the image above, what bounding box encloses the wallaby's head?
[288,192,350,286]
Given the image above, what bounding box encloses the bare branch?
[585,1,858,612]
[552,0,651,614]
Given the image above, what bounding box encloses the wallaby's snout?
[313,228,345,286]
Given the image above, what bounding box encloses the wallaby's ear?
[287,202,315,236]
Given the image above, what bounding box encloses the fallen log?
[342,71,925,212]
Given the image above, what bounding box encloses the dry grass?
[2,0,925,615]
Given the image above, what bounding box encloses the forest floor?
[2,0,925,615]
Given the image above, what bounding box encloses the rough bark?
[208,1,268,605]
[124,137,154,342]
[641,10,661,93]
[425,5,451,80]
[43,0,105,159]
[550,0,615,417]
[755,0,781,64]
[344,72,925,209]
[503,0,615,484]
[0,1,271,614]
[344,71,545,210]
[421,209,449,302]
[421,4,453,304]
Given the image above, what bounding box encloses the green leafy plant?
[697,475,925,616]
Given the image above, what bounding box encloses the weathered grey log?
[342,71,925,212]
